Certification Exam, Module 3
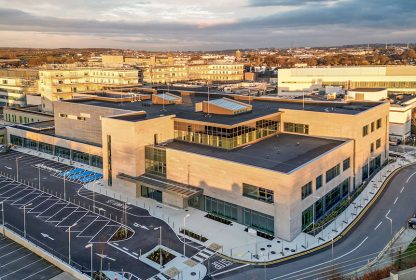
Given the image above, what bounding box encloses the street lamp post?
[183,214,190,257]
[23,203,32,238]
[92,181,96,211]
[154,226,163,268]
[16,157,22,181]
[68,223,77,265]
[1,202,4,236]
[85,243,93,280]
[38,166,41,189]
[63,173,66,201]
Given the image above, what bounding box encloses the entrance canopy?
[118,173,202,199]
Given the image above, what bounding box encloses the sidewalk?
[85,150,416,264]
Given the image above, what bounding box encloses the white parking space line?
[2,252,33,266]
[400,186,405,193]
[0,247,25,259]
[394,197,398,205]
[0,242,17,251]
[374,221,383,230]
[21,264,55,280]
[1,258,43,278]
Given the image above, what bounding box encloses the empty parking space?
[77,219,109,238]
[0,236,62,280]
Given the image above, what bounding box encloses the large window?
[243,208,274,235]
[362,164,369,180]
[72,150,90,165]
[284,122,309,134]
[91,155,103,168]
[316,175,323,190]
[243,183,274,203]
[23,138,38,150]
[362,125,369,137]
[145,146,167,177]
[55,146,70,159]
[10,135,23,146]
[206,196,238,221]
[326,164,340,183]
[376,138,381,149]
[301,181,312,200]
[343,158,350,171]
[38,142,53,154]
[174,118,279,150]
[376,118,382,129]
[302,205,313,230]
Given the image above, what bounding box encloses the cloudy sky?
[0,0,414,50]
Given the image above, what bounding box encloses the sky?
[0,0,415,51]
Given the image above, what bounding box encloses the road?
[212,161,416,279]
[0,150,200,279]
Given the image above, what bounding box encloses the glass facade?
[284,122,309,134]
[8,135,102,169]
[72,150,90,165]
[242,183,274,203]
[91,155,103,168]
[243,208,274,235]
[189,194,275,235]
[23,138,38,150]
[10,135,23,146]
[55,146,70,159]
[145,146,167,177]
[38,142,53,154]
[206,196,238,221]
[174,118,279,150]
[302,178,350,230]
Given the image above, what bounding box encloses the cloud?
[0,0,414,50]
[248,0,337,7]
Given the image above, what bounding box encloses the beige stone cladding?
[54,101,133,146]
[6,126,101,157]
[101,115,175,196]
[165,139,354,241]
[280,102,390,187]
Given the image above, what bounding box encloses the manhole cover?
[191,272,196,276]
[271,251,276,254]
[260,248,265,251]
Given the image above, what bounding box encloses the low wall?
[0,226,89,280]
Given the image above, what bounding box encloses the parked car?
[408,216,416,229]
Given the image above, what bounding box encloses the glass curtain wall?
[174,118,279,150]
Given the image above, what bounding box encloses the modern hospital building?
[5,89,389,241]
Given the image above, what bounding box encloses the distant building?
[235,49,242,62]
[39,66,139,112]
[142,63,244,84]
[278,66,416,93]
[0,69,39,107]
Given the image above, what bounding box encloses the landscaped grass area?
[147,248,176,266]
[400,236,416,268]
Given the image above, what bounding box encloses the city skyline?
[0,0,415,50]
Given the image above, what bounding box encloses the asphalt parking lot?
[0,175,128,246]
[0,149,202,279]
[0,235,62,280]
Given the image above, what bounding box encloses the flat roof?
[165,133,346,173]
[349,88,386,92]
[63,92,382,125]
